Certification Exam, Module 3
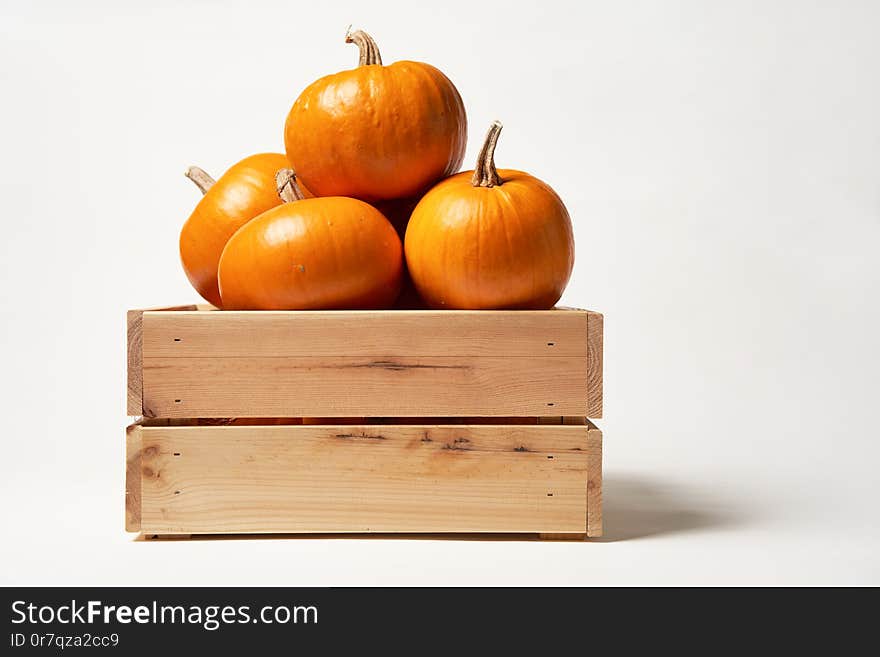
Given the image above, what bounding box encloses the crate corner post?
[126,309,144,416]
[586,310,603,419]
[586,421,603,538]
[125,423,143,533]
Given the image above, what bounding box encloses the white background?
[1,0,878,585]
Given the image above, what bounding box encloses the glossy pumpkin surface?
[405,122,574,310]
[218,173,403,310]
[284,29,466,202]
[179,153,311,307]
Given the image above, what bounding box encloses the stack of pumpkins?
[179,29,574,311]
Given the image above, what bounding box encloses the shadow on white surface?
[598,474,744,542]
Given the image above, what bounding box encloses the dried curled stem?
[275,169,306,203]
[471,121,504,188]
[185,166,216,194]
[345,26,382,66]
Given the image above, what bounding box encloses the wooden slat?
[133,424,590,535]
[585,420,603,537]
[142,309,588,358]
[132,307,603,419]
[586,311,603,418]
[142,356,587,418]
[125,424,142,532]
[127,305,198,415]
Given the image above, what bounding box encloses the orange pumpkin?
[179,153,311,307]
[218,170,403,310]
[283,28,467,202]
[405,122,575,310]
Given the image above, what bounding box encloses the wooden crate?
[126,306,603,539]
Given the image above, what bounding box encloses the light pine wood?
[142,355,587,418]
[585,419,603,537]
[125,424,142,532]
[127,305,198,415]
[125,306,604,539]
[126,311,143,416]
[586,312,603,418]
[133,308,602,418]
[128,423,598,535]
[540,417,601,540]
[142,309,589,358]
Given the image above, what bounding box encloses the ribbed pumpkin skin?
[284,61,467,202]
[218,197,403,310]
[179,153,311,307]
[404,169,574,310]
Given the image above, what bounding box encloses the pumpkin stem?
[471,121,504,188]
[345,26,382,66]
[185,166,216,194]
[276,169,306,203]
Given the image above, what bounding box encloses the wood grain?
[125,306,604,538]
[586,311,603,418]
[540,417,600,540]
[135,308,601,419]
[132,423,591,535]
[142,309,588,358]
[142,355,587,418]
[125,424,142,532]
[127,305,198,416]
[586,419,603,537]
[126,311,143,416]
